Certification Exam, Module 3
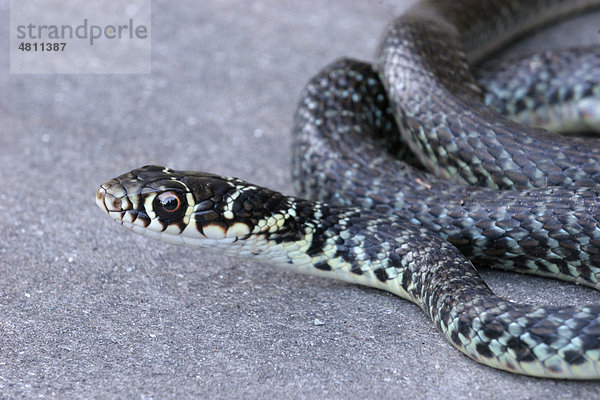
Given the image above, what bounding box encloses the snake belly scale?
[97,1,600,379]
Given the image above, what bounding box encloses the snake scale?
[97,0,600,379]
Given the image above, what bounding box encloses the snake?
[96,0,600,379]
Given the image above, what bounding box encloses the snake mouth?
[96,180,134,224]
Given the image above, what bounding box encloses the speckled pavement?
[2,1,600,398]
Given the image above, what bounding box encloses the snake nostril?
[113,198,122,209]
[95,188,109,213]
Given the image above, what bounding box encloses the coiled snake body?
[97,0,600,379]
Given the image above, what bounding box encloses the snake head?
[96,165,294,249]
[96,165,248,246]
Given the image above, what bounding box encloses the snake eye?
[153,190,187,222]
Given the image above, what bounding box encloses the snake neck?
[237,193,497,314]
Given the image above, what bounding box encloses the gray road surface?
[2,1,600,398]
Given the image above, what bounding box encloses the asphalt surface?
[2,1,600,399]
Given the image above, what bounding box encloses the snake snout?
[96,179,133,223]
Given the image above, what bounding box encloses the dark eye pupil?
[153,190,186,222]
[161,196,178,211]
